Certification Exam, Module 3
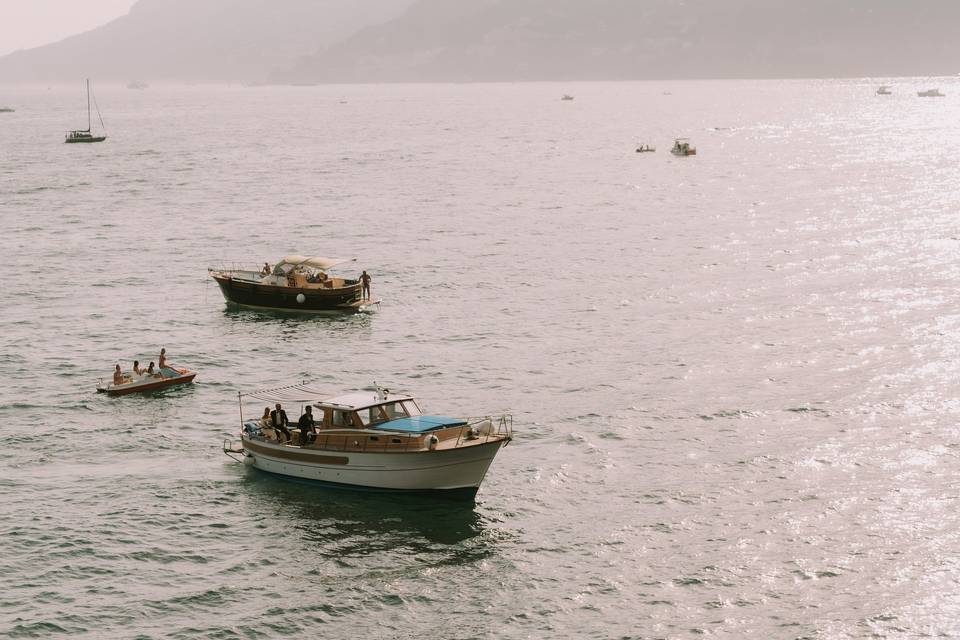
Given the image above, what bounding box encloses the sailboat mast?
[86,79,91,132]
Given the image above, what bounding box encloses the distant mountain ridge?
[0,0,415,83]
[280,0,960,82]
[4,0,960,84]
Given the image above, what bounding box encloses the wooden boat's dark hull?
[213,275,363,312]
[65,136,106,143]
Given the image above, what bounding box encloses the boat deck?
[244,418,511,454]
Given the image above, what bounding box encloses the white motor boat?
[876,85,892,95]
[225,383,513,499]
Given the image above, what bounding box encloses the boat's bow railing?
[455,414,513,447]
[223,438,245,462]
[208,262,265,276]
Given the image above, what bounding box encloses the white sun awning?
[279,255,355,270]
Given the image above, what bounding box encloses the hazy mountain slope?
[280,0,960,82]
[0,0,415,83]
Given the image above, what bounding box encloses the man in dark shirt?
[359,270,371,300]
[270,403,291,444]
[298,406,317,447]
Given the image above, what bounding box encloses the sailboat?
[65,79,106,143]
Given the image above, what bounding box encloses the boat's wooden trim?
[244,439,349,465]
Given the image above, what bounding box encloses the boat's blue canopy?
[372,415,467,433]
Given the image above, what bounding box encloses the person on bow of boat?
[158,347,178,377]
[113,364,124,385]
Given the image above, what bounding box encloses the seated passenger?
[261,262,271,276]
[132,360,144,376]
[259,407,279,441]
[113,364,124,385]
[146,362,157,377]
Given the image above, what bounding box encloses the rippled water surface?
[2,79,960,638]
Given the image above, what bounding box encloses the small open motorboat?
[561,94,575,101]
[635,144,656,153]
[209,255,379,313]
[224,383,513,499]
[670,138,696,156]
[876,85,893,95]
[918,89,945,98]
[97,367,197,396]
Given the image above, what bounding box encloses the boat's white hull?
[241,436,508,495]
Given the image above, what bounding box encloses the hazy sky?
[0,0,136,57]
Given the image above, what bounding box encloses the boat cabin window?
[332,410,353,427]
[380,401,409,421]
[401,400,422,416]
[358,405,388,426]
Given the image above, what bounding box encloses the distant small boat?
[635,144,656,153]
[876,85,892,95]
[0,107,14,113]
[918,89,945,97]
[65,79,107,143]
[126,81,148,90]
[561,94,574,101]
[670,138,696,156]
[97,367,197,396]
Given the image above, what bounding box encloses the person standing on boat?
[270,403,291,444]
[298,406,317,447]
[359,270,372,300]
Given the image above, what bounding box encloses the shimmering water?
[2,78,960,638]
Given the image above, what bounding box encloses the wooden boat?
[917,89,945,98]
[65,79,107,143]
[97,367,197,396]
[209,255,378,313]
[224,383,513,499]
[670,138,696,156]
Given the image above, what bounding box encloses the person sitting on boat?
[298,406,317,447]
[113,364,124,386]
[158,347,177,377]
[260,262,271,276]
[259,407,279,441]
[146,362,161,378]
[270,403,291,444]
[132,360,144,376]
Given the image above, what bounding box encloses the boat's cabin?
[313,393,423,429]
[257,255,358,290]
[66,130,93,140]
